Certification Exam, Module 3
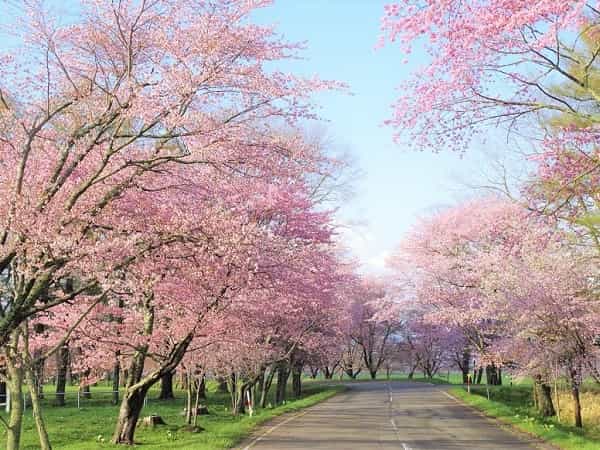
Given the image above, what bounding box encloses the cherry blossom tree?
[380,1,600,257]
[388,195,600,422]
[379,0,591,150]
[0,1,346,448]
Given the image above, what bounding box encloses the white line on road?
[390,417,413,450]
[440,390,457,401]
[241,409,310,450]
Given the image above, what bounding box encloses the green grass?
[0,382,345,449]
[450,385,600,450]
[304,370,466,385]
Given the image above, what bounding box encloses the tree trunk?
[292,364,302,398]
[486,364,500,385]
[260,366,276,408]
[157,370,175,400]
[533,375,556,417]
[461,350,470,383]
[0,379,6,405]
[185,371,194,425]
[55,344,69,406]
[197,374,206,400]
[112,354,121,405]
[323,367,334,379]
[275,364,290,405]
[255,368,265,402]
[25,365,52,450]
[112,331,192,444]
[5,331,24,450]
[568,365,583,428]
[228,373,246,416]
[475,367,483,384]
[217,376,229,393]
[82,384,91,399]
[344,368,357,379]
[112,384,150,445]
[309,367,319,379]
[369,368,377,380]
[33,353,45,400]
[6,359,24,450]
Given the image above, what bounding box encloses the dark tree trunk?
[55,344,69,406]
[0,379,5,404]
[571,383,583,428]
[323,367,334,379]
[112,354,121,405]
[292,364,302,398]
[344,368,359,379]
[485,364,500,385]
[497,367,502,386]
[533,375,556,417]
[82,384,91,399]
[568,365,583,428]
[197,374,206,400]
[475,367,483,384]
[408,363,417,379]
[255,368,265,402]
[157,370,175,400]
[309,367,319,379]
[275,364,290,405]
[33,353,45,400]
[217,376,229,393]
[369,369,377,380]
[461,350,470,383]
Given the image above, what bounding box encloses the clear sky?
[253,1,494,272]
[0,0,502,272]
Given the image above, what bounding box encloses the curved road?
[238,381,551,450]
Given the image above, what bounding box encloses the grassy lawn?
[0,381,344,449]
[305,370,466,385]
[450,385,600,450]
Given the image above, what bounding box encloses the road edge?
[442,388,561,450]
[231,385,348,450]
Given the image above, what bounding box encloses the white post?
[5,387,9,413]
[77,390,80,409]
[246,389,253,417]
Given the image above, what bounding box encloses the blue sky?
[0,0,500,272]
[254,1,493,271]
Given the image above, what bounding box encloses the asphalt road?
[238,381,550,450]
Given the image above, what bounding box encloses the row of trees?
[380,0,600,430]
[0,1,390,449]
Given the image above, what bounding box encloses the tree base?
[142,415,167,427]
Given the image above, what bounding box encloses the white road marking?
[242,409,310,450]
[391,417,413,450]
[440,390,457,401]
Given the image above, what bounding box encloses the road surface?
[238,381,550,450]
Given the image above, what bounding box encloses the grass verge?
[1,383,345,450]
[450,386,600,450]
